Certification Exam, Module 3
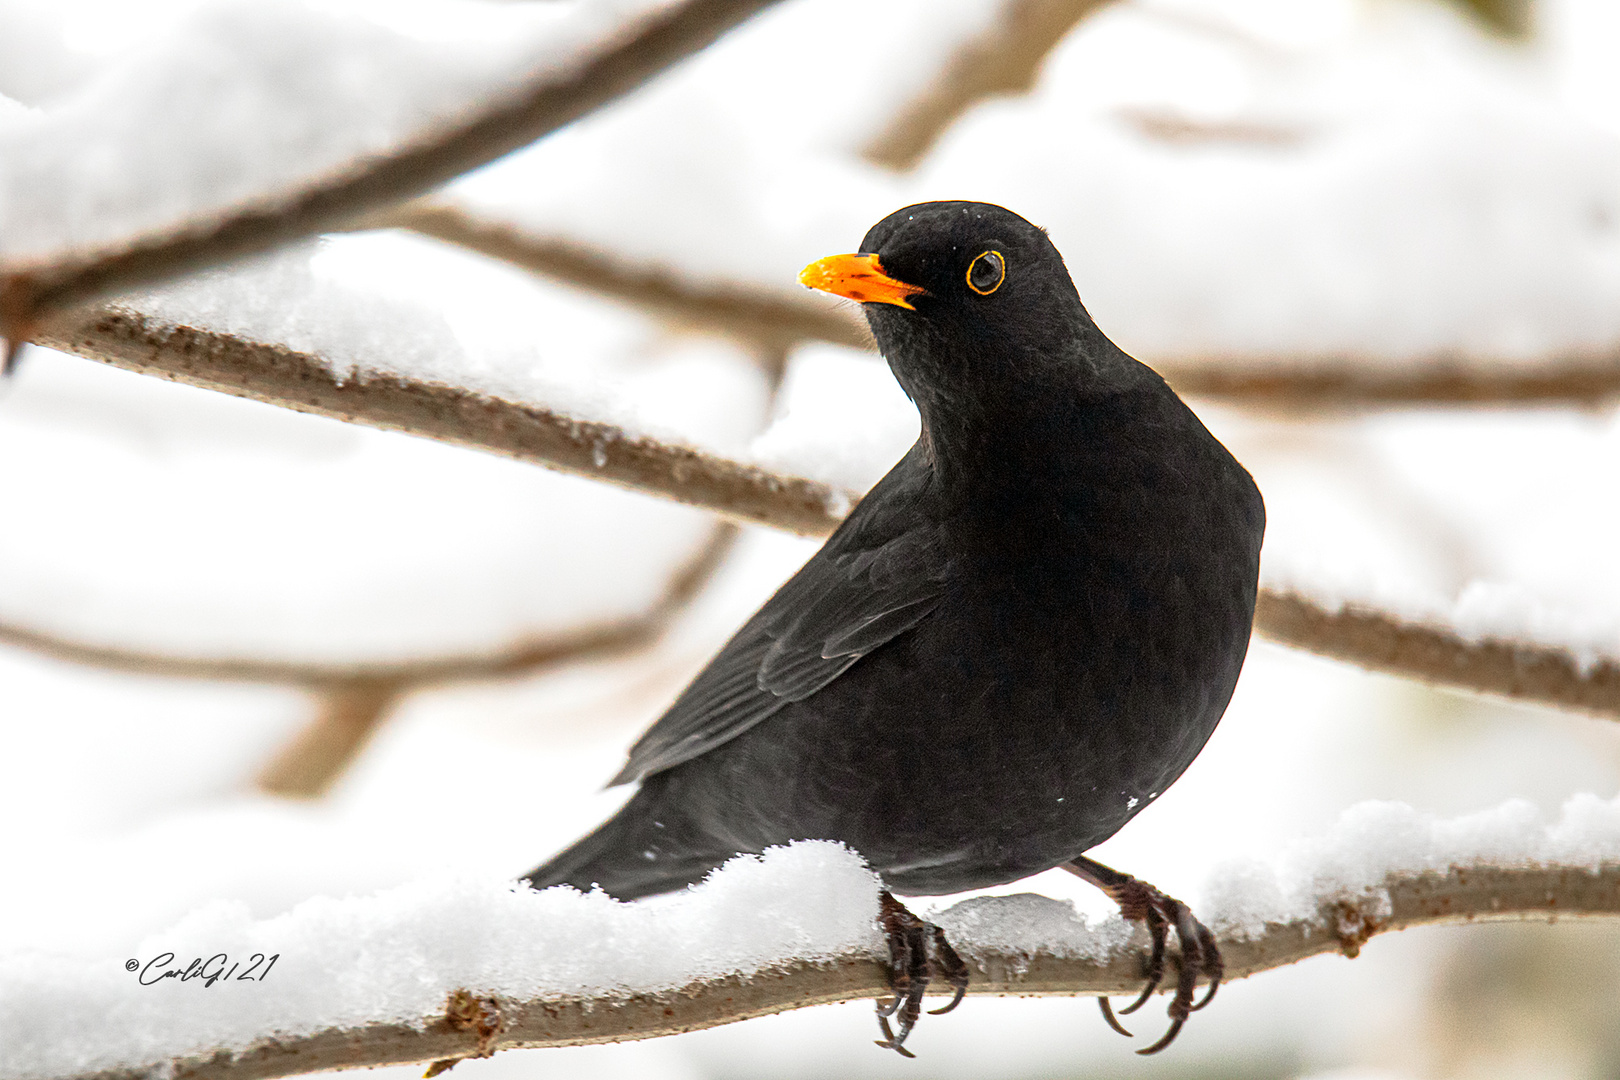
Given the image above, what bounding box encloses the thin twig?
[1112,107,1309,147]
[384,201,1620,408]
[0,524,739,690]
[377,202,871,352]
[1160,355,1620,411]
[31,303,1620,719]
[0,523,737,798]
[249,523,738,797]
[257,678,405,798]
[0,0,785,332]
[61,864,1620,1080]
[0,524,738,798]
[282,521,736,795]
[860,0,1113,170]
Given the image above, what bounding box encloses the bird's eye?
[966,250,1005,296]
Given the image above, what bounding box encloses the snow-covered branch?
[34,305,845,536]
[1257,590,1620,718]
[0,0,783,332]
[41,862,1620,1080]
[34,300,1620,722]
[383,201,1620,409]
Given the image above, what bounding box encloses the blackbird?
[525,201,1265,1055]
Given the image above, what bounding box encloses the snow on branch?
[34,304,845,536]
[31,301,1620,721]
[1258,590,1620,718]
[384,201,1620,409]
[0,0,784,333]
[18,848,1620,1080]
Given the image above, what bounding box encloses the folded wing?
[609,444,948,786]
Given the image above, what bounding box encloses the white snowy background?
[5,0,1620,1077]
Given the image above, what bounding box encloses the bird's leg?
[874,892,929,1057]
[873,891,969,1057]
[1063,856,1222,1055]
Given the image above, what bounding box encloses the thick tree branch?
[0,0,785,331]
[64,864,1620,1080]
[383,201,1620,408]
[34,306,846,535]
[34,303,1620,720]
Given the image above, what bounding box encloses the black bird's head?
[800,202,1144,434]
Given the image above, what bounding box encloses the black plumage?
[525,201,1265,1053]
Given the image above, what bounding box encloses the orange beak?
[798,253,926,310]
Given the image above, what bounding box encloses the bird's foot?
[872,890,969,1057]
[1064,856,1222,1055]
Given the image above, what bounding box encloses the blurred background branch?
[377,202,1620,409]
[374,202,872,355]
[1453,0,1534,36]
[0,524,737,692]
[0,523,737,798]
[860,0,1114,170]
[0,0,787,334]
[1257,591,1620,718]
[256,523,739,797]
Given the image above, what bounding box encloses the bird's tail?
[521,788,731,901]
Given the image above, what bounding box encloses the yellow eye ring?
[966,250,1006,295]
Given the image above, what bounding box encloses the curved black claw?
[1189,918,1223,1012]
[1064,857,1223,1055]
[1137,1016,1186,1056]
[1097,996,1133,1037]
[927,926,969,1015]
[1117,902,1167,1015]
[875,1014,917,1059]
[872,891,968,1055]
